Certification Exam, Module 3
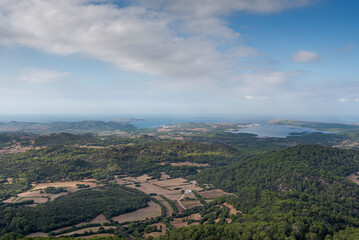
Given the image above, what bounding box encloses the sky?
[0,0,358,121]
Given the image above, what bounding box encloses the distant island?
[0,120,137,135]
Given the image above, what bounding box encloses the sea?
[228,124,334,138]
[0,114,345,138]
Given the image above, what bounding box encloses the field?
[111,201,161,223]
[32,181,98,191]
[11,173,235,239]
[114,174,233,215]
[171,213,202,228]
[152,195,174,217]
[26,232,48,237]
[347,172,359,185]
[58,226,115,237]
[199,189,234,201]
[224,203,242,215]
[114,175,197,201]
[52,214,110,233]
[3,181,98,206]
[180,199,202,209]
[159,162,210,167]
[75,233,116,239]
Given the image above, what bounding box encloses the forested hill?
[0,120,136,134]
[268,119,359,135]
[161,145,359,239]
[196,145,359,193]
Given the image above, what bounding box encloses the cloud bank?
[0,0,310,82]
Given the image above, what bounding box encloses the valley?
[1,119,359,239]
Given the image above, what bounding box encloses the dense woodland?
[165,145,359,239]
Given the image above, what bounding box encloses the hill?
[159,145,359,239]
[0,120,137,135]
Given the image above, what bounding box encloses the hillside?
[2,141,359,239]
[160,145,359,239]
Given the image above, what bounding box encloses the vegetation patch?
[0,184,149,235]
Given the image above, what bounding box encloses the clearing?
[152,195,174,217]
[159,162,210,167]
[111,201,161,223]
[171,213,202,228]
[3,181,98,205]
[347,172,359,185]
[199,189,234,201]
[58,226,115,237]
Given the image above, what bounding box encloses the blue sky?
[0,0,358,121]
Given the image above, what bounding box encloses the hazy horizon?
[0,113,358,125]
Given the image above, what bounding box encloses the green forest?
[1,132,359,239]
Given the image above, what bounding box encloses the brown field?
[170,219,189,229]
[26,232,48,237]
[186,213,202,221]
[181,199,202,209]
[157,129,175,132]
[347,172,359,185]
[131,182,175,196]
[82,178,98,182]
[160,172,171,180]
[58,226,115,237]
[33,181,97,192]
[3,181,98,205]
[199,189,233,200]
[111,201,161,223]
[159,162,210,167]
[174,201,185,212]
[223,203,242,215]
[152,196,174,217]
[171,214,201,228]
[113,174,234,226]
[72,214,110,229]
[127,174,152,182]
[89,214,109,224]
[20,190,68,201]
[116,178,183,201]
[153,178,189,187]
[115,175,203,202]
[0,145,42,154]
[3,195,49,205]
[76,233,115,239]
[113,177,132,185]
[79,146,107,149]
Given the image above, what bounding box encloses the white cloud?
[337,98,348,103]
[292,50,320,63]
[0,0,311,82]
[355,98,359,103]
[245,95,253,100]
[140,0,311,17]
[18,68,69,84]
